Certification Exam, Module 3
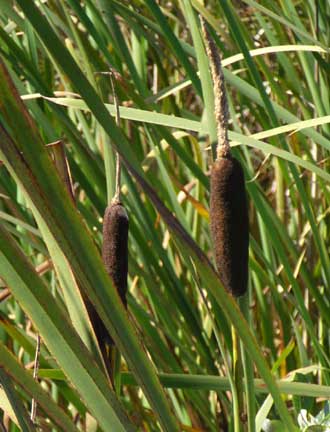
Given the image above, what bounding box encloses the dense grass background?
[0,1,330,430]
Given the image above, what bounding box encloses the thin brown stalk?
[30,334,41,423]
[200,16,230,159]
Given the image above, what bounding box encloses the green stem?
[197,279,239,430]
[239,294,256,432]
[275,159,285,223]
[102,129,115,205]
[232,325,243,432]
[109,346,122,395]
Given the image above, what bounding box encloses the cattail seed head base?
[102,202,129,307]
[210,156,249,297]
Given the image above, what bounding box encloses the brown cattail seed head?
[102,203,129,307]
[210,156,249,297]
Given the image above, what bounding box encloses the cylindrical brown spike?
[102,202,129,307]
[210,156,249,297]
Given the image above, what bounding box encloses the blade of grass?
[38,369,330,399]
[35,96,330,182]
[155,373,330,399]
[0,368,35,432]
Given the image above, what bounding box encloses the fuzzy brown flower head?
[102,203,129,306]
[210,156,249,297]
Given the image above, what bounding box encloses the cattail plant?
[101,71,129,360]
[102,71,129,310]
[201,19,249,298]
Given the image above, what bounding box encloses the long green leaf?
[38,369,330,399]
[37,95,330,183]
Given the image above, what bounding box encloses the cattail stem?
[239,294,256,432]
[197,280,240,430]
[232,326,244,432]
[201,14,250,429]
[109,70,122,204]
[113,152,121,204]
[30,333,41,423]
